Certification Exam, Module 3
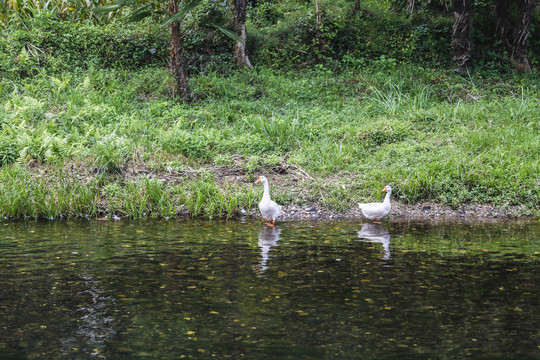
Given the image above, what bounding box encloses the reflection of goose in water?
[257,226,281,272]
[357,223,391,260]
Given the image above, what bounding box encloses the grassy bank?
[0,65,538,219]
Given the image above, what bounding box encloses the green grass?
[0,64,538,219]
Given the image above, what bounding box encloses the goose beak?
[382,186,387,192]
[255,177,261,184]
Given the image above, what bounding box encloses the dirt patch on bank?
[268,201,534,222]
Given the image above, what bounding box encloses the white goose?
[255,176,282,226]
[358,185,392,223]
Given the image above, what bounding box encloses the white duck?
[358,185,392,223]
[255,176,282,226]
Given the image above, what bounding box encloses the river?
[0,219,538,359]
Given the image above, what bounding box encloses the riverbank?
[0,67,538,221]
[1,158,535,222]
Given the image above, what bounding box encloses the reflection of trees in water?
[357,223,391,260]
[59,269,115,359]
[257,226,281,272]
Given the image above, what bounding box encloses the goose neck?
[262,181,271,200]
[384,190,392,204]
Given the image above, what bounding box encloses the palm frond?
[214,25,244,43]
[163,0,203,26]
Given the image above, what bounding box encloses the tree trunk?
[231,0,253,69]
[452,0,472,72]
[511,0,535,72]
[494,0,511,48]
[169,0,192,101]
[354,0,361,15]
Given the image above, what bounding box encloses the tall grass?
[0,166,260,220]
[0,166,98,219]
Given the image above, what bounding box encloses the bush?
[249,7,452,69]
[0,15,168,78]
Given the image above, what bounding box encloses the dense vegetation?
[0,0,538,220]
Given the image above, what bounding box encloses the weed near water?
[0,166,99,219]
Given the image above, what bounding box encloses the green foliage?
[91,132,131,173]
[161,127,219,159]
[1,1,536,77]
[249,3,452,69]
[177,172,257,219]
[0,0,120,27]
[0,166,98,219]
[0,135,19,166]
[245,115,300,151]
[0,0,538,219]
[0,15,168,77]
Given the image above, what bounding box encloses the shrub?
[0,15,168,77]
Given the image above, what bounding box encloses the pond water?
[0,219,539,359]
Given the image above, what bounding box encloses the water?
[0,219,539,359]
